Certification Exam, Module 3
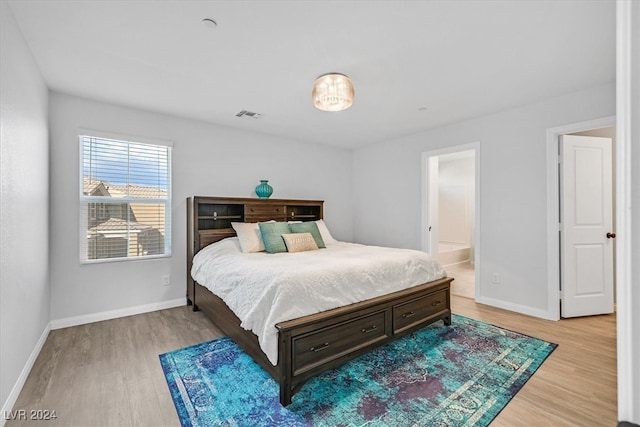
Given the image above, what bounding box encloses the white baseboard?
[50,298,185,330]
[475,295,558,321]
[1,323,51,427]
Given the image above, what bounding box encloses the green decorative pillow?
[289,221,325,248]
[258,221,291,253]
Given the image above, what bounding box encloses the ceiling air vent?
[236,110,262,119]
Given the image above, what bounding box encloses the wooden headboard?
[186,196,324,306]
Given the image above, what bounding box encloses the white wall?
[0,2,50,416]
[48,92,353,322]
[353,83,614,316]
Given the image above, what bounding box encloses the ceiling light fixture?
[312,73,354,112]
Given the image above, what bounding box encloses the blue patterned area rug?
[159,314,556,427]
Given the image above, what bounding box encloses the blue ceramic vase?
[255,180,273,199]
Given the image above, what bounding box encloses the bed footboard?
[275,277,452,406]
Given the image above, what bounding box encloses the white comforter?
[191,238,446,365]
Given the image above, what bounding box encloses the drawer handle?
[361,325,378,333]
[402,311,416,318]
[310,342,330,352]
[431,301,443,306]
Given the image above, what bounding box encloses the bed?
[187,196,453,406]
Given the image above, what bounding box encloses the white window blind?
[79,135,172,263]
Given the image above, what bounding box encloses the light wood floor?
[446,261,476,299]
[6,297,617,427]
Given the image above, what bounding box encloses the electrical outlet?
[491,273,500,284]
[162,275,170,286]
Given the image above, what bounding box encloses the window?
[80,134,172,263]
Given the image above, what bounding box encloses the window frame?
[78,132,172,264]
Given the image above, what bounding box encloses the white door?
[560,135,614,317]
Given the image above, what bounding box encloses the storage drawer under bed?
[291,310,389,376]
[392,289,449,334]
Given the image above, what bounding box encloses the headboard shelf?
[187,196,324,307]
[199,228,235,235]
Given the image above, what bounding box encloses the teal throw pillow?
[258,221,291,253]
[289,221,325,248]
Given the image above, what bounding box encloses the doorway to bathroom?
[422,142,479,300]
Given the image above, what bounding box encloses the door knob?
[607,232,616,239]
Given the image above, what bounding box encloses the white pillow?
[315,219,338,244]
[231,221,272,253]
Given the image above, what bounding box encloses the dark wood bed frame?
[187,196,453,406]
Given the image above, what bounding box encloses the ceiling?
[7,1,615,149]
